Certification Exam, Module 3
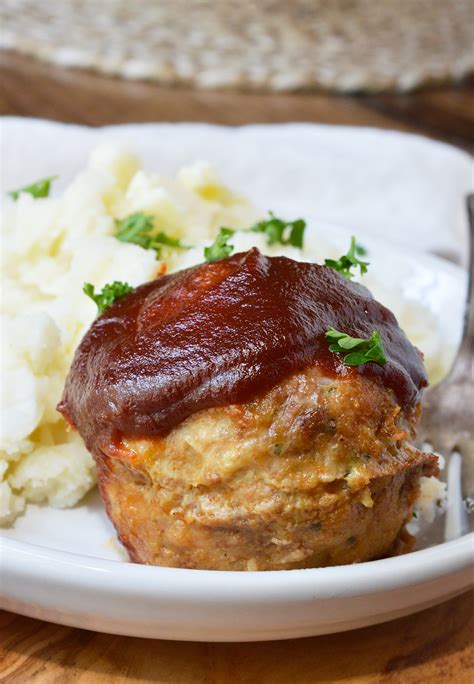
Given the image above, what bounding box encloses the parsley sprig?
[115,212,189,258]
[204,212,306,262]
[325,236,369,279]
[8,176,57,201]
[248,212,306,248]
[204,227,235,262]
[325,327,387,366]
[83,281,133,315]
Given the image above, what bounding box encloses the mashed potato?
[0,145,446,524]
[0,145,260,524]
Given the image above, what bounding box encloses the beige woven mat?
[1,0,473,92]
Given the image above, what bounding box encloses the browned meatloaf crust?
[95,367,436,570]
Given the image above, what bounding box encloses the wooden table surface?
[0,51,473,683]
[1,592,473,683]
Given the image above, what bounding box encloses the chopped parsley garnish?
[203,212,306,262]
[249,212,306,248]
[355,241,368,257]
[115,212,189,258]
[325,327,387,367]
[115,212,154,247]
[324,236,369,279]
[8,176,57,201]
[204,227,235,262]
[83,281,133,315]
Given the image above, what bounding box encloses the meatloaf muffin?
[58,248,436,570]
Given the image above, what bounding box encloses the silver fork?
[416,194,474,539]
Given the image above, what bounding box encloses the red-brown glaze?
[58,248,427,450]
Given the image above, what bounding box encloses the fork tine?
[445,453,470,540]
[458,435,474,504]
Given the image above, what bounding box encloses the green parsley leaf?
[153,232,187,250]
[324,236,369,279]
[325,327,387,366]
[114,212,190,258]
[115,213,155,248]
[204,227,235,262]
[83,281,133,316]
[249,212,306,248]
[355,242,367,257]
[8,176,57,201]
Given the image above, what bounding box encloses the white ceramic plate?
[1,225,473,641]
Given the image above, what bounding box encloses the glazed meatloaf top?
[58,248,427,448]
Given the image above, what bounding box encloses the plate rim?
[2,533,473,599]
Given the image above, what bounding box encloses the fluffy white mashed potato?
[0,145,261,524]
[0,144,446,524]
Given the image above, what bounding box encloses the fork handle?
[450,195,474,382]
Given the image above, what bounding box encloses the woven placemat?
[1,0,472,92]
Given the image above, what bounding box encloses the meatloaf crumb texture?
[95,366,436,570]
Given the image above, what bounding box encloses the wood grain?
[1,591,473,683]
[0,51,473,150]
[1,49,473,683]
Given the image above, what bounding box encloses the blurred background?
[0,0,473,149]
